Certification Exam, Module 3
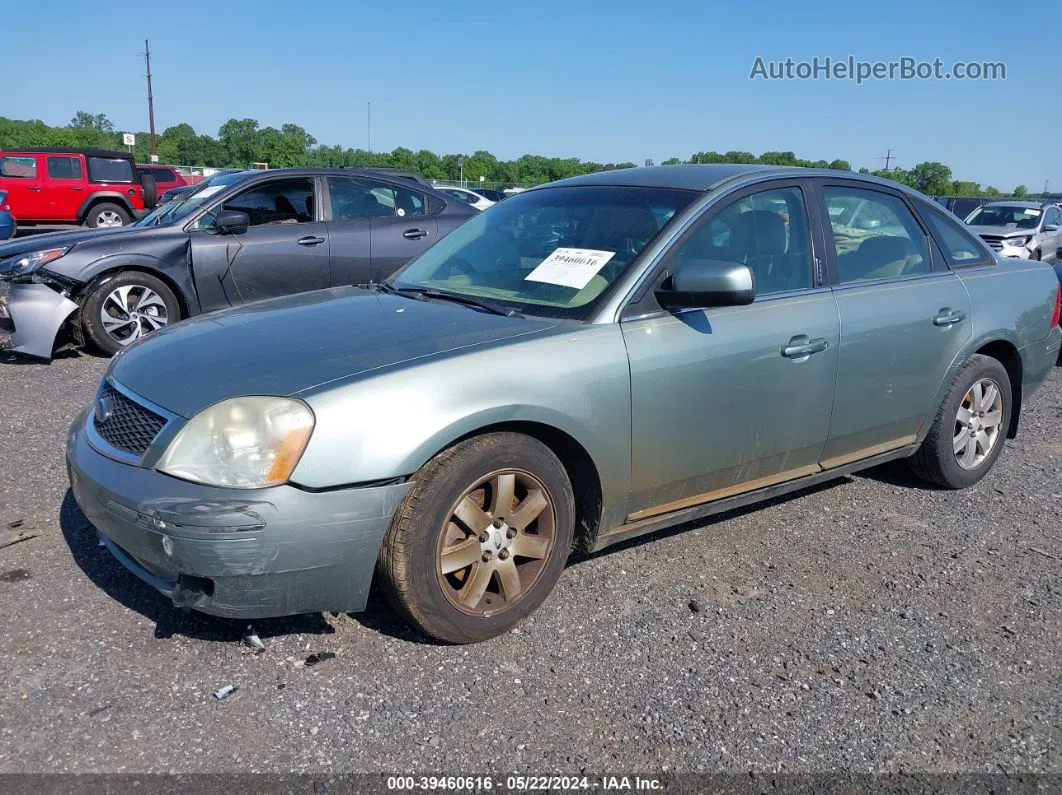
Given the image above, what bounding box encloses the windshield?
[390,185,697,319]
[135,171,248,227]
[965,204,1042,229]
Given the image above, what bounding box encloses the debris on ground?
[243,626,266,654]
[303,652,336,668]
[687,599,703,614]
[213,684,237,700]
[1028,547,1059,561]
[0,526,37,550]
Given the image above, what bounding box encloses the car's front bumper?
[0,282,78,359]
[66,411,411,619]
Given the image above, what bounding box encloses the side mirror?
[655,259,756,309]
[1043,223,1058,232]
[214,209,250,233]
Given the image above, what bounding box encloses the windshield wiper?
[419,288,522,317]
[374,283,520,316]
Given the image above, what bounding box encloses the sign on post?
[122,133,136,146]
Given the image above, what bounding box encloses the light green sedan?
[67,165,1062,643]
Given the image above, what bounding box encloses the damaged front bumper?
[0,281,78,360]
[66,410,412,619]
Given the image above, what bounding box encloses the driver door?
[621,181,839,520]
[189,176,331,310]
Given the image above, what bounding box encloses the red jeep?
[0,147,157,228]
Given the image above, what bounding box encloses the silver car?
[965,201,1062,261]
[66,166,1062,644]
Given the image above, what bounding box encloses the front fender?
[292,324,634,534]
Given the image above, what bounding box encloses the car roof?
[1,146,135,160]
[981,200,1044,208]
[533,164,910,194]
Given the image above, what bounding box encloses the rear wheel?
[81,272,180,356]
[84,202,130,228]
[377,432,575,644]
[909,354,1012,489]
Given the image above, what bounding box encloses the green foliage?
[1012,184,1028,198]
[0,113,1027,195]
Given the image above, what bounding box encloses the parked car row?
[963,200,1062,262]
[0,167,477,358]
[44,165,1060,644]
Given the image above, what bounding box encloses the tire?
[378,432,575,644]
[909,354,1012,489]
[84,202,131,228]
[140,173,157,209]
[81,271,181,356]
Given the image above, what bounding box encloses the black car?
[0,168,477,358]
[931,196,986,221]
[475,188,507,202]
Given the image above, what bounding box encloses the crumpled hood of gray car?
[109,286,563,418]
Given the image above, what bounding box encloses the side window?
[205,178,315,227]
[393,185,425,218]
[0,156,38,179]
[669,186,814,296]
[47,156,83,180]
[824,187,929,283]
[919,203,990,265]
[327,177,394,221]
[1044,207,1061,227]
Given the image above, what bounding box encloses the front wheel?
[81,272,181,356]
[377,432,575,644]
[909,354,1012,489]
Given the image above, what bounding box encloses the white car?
[435,186,495,211]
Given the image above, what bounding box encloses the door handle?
[297,235,325,246]
[781,335,830,359]
[403,229,428,240]
[27,186,41,191]
[69,186,83,191]
[933,309,966,327]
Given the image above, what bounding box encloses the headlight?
[157,397,315,488]
[1,246,70,276]
[1004,236,1030,247]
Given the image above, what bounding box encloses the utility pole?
[879,149,894,171]
[1043,178,1050,196]
[144,39,157,160]
[367,102,371,155]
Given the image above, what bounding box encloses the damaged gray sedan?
[0,168,474,359]
[68,165,1062,644]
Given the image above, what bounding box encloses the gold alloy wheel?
[436,469,556,616]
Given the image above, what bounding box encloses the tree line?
[0,111,1034,198]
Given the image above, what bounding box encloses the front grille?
[92,382,166,457]
[979,235,1003,251]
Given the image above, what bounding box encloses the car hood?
[0,226,134,262]
[967,225,1037,237]
[110,286,564,418]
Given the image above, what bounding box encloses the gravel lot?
[0,348,1059,779]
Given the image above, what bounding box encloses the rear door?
[365,180,439,282]
[0,154,46,220]
[1041,206,1062,261]
[44,155,85,221]
[187,176,331,308]
[814,179,972,466]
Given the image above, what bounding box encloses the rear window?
[0,156,37,179]
[919,201,992,266]
[88,157,135,183]
[140,167,176,183]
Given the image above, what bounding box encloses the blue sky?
[3,0,1058,190]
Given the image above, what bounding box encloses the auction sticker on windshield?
[525,248,616,290]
